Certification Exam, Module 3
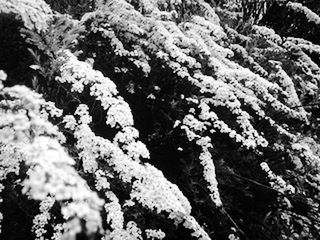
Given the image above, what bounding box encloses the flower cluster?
[0,0,53,33]
[0,85,103,239]
[32,197,55,240]
[287,2,320,25]
[145,229,166,240]
[260,162,295,194]
[56,50,134,128]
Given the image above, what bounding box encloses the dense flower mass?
[1,0,320,240]
[0,0,53,33]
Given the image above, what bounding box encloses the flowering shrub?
[1,0,320,240]
[261,1,320,44]
[0,0,53,33]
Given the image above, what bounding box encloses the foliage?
[43,0,95,19]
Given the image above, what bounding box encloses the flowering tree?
[0,0,320,240]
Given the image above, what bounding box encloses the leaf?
[29,64,41,70]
